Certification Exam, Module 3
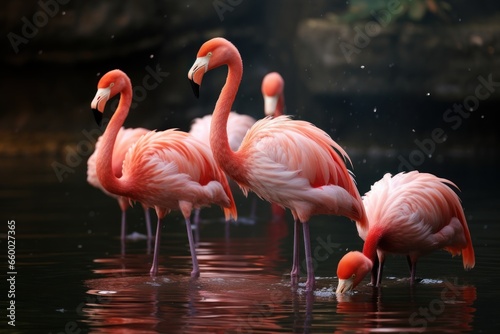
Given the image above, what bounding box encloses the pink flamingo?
[87,127,153,241]
[188,37,367,291]
[336,171,475,293]
[261,72,285,117]
[90,69,237,277]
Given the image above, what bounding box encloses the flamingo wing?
[122,129,237,221]
[190,112,255,151]
[237,115,365,225]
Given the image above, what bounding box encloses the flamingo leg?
[192,208,201,245]
[290,218,300,281]
[407,256,416,285]
[120,210,127,256]
[149,217,163,276]
[144,207,153,240]
[302,221,315,291]
[370,256,379,286]
[376,257,385,287]
[193,208,201,230]
[185,217,200,278]
[120,210,127,241]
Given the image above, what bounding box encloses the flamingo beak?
[336,278,354,294]
[92,109,103,126]
[189,79,200,99]
[188,55,211,98]
[263,95,279,116]
[90,87,111,125]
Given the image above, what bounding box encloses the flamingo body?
[336,171,475,293]
[190,112,256,151]
[121,129,236,218]
[234,115,364,224]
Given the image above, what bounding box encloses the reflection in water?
[334,281,476,333]
[4,157,487,333]
[83,275,477,333]
[83,207,477,333]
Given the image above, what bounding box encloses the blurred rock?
[295,13,500,100]
[2,1,168,64]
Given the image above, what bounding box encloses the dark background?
[1,0,499,189]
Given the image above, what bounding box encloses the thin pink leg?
[302,221,315,291]
[185,217,200,278]
[149,217,163,276]
[144,207,153,240]
[120,210,127,241]
[407,256,417,285]
[193,208,201,230]
[290,218,300,281]
[120,210,127,256]
[192,208,200,246]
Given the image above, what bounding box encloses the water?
[2,154,499,333]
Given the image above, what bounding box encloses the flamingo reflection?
[333,281,476,333]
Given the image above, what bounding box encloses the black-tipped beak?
[189,79,200,99]
[92,109,103,126]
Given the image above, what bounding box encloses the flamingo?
[261,71,285,117]
[87,127,153,241]
[90,69,237,277]
[336,171,475,293]
[187,37,367,291]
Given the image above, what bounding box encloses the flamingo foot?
[191,269,200,278]
[149,264,158,276]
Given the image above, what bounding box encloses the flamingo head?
[188,37,239,98]
[336,251,373,294]
[261,72,284,116]
[91,69,130,125]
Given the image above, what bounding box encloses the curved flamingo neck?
[362,227,382,262]
[275,94,285,116]
[210,51,248,183]
[96,81,132,196]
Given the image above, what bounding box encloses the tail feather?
[221,176,238,222]
[443,183,475,270]
[450,187,475,270]
[459,219,475,270]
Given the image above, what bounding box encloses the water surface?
[2,155,499,333]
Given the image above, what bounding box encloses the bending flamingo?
[87,127,153,241]
[336,171,475,293]
[188,37,367,291]
[90,69,237,277]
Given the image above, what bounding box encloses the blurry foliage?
[343,0,451,22]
